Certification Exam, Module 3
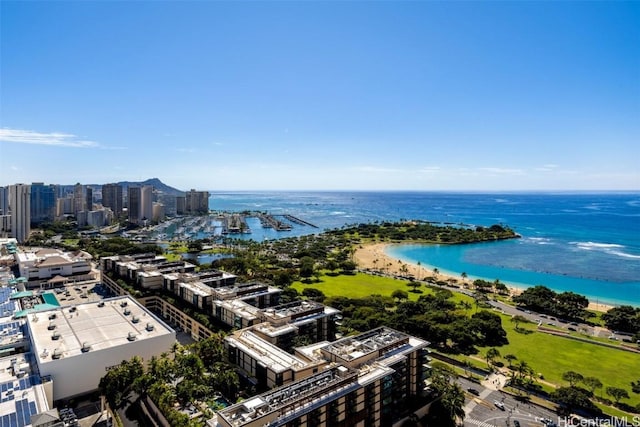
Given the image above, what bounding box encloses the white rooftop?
[180,281,213,297]
[227,331,308,373]
[28,296,174,363]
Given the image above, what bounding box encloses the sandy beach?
[353,242,613,313]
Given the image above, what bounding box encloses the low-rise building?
[15,248,96,289]
[27,296,175,401]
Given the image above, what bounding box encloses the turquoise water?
[211,191,640,306]
[42,292,61,306]
[386,240,639,307]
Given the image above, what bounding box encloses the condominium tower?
[9,183,31,242]
[102,183,123,217]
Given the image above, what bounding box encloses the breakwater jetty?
[282,214,318,228]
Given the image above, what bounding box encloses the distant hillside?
[60,178,185,196]
[117,178,185,196]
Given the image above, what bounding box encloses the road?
[458,375,560,427]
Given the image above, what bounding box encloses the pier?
[223,214,251,234]
[282,214,318,228]
[258,213,292,231]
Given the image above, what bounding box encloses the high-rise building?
[152,202,165,222]
[102,183,123,217]
[86,187,94,212]
[128,186,141,224]
[157,192,177,216]
[73,183,85,214]
[141,185,153,222]
[0,186,8,215]
[127,185,153,224]
[30,182,57,225]
[56,195,74,217]
[185,189,209,214]
[9,184,31,243]
[176,196,186,215]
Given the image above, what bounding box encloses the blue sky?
[1,1,638,191]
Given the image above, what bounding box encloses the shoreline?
[353,242,614,313]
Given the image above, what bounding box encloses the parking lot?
[53,283,108,306]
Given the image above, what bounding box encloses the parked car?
[513,421,521,427]
[494,400,505,410]
[467,388,480,396]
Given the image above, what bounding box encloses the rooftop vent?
[47,322,56,330]
[69,307,77,313]
[52,349,62,359]
[51,331,60,340]
[123,308,131,316]
[145,323,155,332]
[131,315,140,324]
[120,301,128,307]
[81,342,91,353]
[48,313,57,320]
[98,301,105,307]
[127,332,137,341]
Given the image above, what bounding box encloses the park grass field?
[292,271,475,307]
[485,319,640,407]
[293,272,640,409]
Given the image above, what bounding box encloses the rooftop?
[322,327,428,365]
[28,296,174,364]
[180,281,213,298]
[213,283,281,301]
[0,354,49,427]
[226,330,308,373]
[217,366,359,427]
[0,287,17,318]
[214,299,260,321]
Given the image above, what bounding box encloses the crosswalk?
[465,418,499,427]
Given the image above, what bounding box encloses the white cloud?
[478,167,525,175]
[176,148,196,153]
[0,128,100,148]
[534,164,560,172]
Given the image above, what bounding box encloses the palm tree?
[441,383,466,425]
[399,263,409,277]
[504,354,517,369]
[416,261,422,281]
[461,272,468,283]
[516,360,533,382]
[433,267,440,277]
[486,347,500,370]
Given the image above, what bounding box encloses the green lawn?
[292,272,476,307]
[292,272,427,300]
[62,239,80,248]
[293,272,640,410]
[482,319,640,408]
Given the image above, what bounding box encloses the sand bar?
[353,242,613,313]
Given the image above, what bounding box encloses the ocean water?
[210,192,640,306]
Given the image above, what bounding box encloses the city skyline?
[1,1,638,191]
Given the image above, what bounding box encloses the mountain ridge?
[60,178,185,196]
